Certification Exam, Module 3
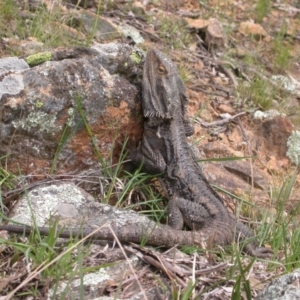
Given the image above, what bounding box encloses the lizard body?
[129,49,271,257]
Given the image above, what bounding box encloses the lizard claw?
[126,137,144,167]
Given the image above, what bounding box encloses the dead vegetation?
[0,0,300,299]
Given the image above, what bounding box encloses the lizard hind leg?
[167,196,208,230]
[167,196,185,230]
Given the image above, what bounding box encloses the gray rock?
[0,57,29,76]
[7,182,160,300]
[120,24,145,44]
[257,269,300,300]
[9,182,154,228]
[0,57,29,98]
[0,74,25,99]
[0,44,142,175]
[253,109,283,120]
[75,11,122,42]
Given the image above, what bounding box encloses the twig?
[176,10,201,18]
[194,262,228,275]
[195,112,246,128]
[217,63,238,87]
[189,85,231,97]
[236,118,254,192]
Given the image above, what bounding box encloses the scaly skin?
[129,49,272,257]
[0,221,231,249]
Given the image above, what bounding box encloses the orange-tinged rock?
[258,116,294,158]
[185,18,209,29]
[239,21,268,37]
[0,45,142,175]
[218,104,236,115]
[205,18,228,50]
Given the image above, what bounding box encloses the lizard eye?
[157,65,166,75]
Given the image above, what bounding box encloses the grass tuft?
[237,76,277,110]
[271,26,292,72]
[0,219,89,298]
[255,0,271,23]
[0,0,104,55]
[149,12,193,50]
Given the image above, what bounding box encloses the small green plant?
[0,155,18,189]
[271,27,292,72]
[0,0,105,54]
[255,0,271,23]
[177,280,197,300]
[0,219,90,298]
[0,0,18,31]
[177,61,194,85]
[267,167,300,268]
[50,91,103,174]
[105,144,166,223]
[237,76,277,110]
[231,253,255,300]
[149,13,193,50]
[50,107,82,174]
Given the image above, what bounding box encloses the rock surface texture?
[0,44,142,175]
[257,269,300,300]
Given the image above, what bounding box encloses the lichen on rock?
[12,111,61,134]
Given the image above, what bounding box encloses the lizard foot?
[246,246,273,259]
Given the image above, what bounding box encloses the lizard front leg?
[128,127,167,174]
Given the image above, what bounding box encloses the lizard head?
[142,49,187,119]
